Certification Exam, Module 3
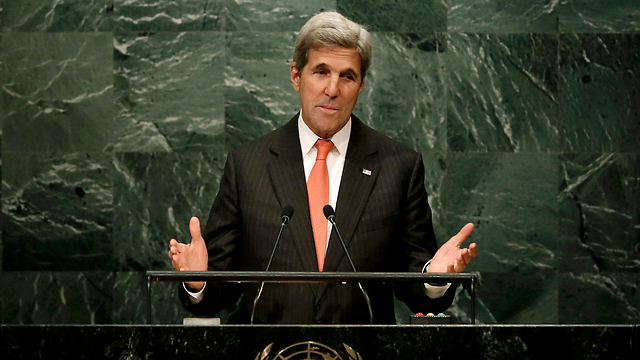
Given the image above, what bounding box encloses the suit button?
[317,320,324,324]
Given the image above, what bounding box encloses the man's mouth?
[318,105,338,112]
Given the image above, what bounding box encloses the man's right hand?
[168,217,208,291]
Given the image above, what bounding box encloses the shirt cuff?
[422,260,451,299]
[183,282,206,304]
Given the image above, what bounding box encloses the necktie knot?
[315,139,333,161]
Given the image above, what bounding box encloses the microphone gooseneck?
[323,205,374,324]
[251,205,294,325]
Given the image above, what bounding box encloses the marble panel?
[112,151,224,271]
[448,272,559,325]
[443,153,560,273]
[476,271,558,324]
[338,0,447,32]
[559,272,640,323]
[447,0,559,33]
[559,154,640,273]
[0,272,113,324]
[115,0,223,31]
[224,31,299,150]
[421,151,448,243]
[0,0,116,32]
[0,32,2,130]
[558,0,640,33]
[114,272,243,324]
[447,283,490,324]
[224,0,336,31]
[1,32,115,154]
[110,31,225,152]
[354,33,447,153]
[113,272,190,324]
[444,33,561,153]
[0,32,2,272]
[2,152,115,271]
[558,33,640,153]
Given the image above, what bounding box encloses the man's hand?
[428,223,477,274]
[167,217,208,291]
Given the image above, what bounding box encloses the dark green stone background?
[0,0,638,325]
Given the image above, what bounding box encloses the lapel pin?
[362,168,372,176]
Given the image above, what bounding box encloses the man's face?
[291,46,365,138]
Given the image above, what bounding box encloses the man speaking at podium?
[168,12,477,324]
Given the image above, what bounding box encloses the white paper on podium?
[183,317,221,326]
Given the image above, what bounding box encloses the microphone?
[281,205,294,224]
[251,205,294,324]
[323,205,373,324]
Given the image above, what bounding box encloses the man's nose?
[324,75,339,98]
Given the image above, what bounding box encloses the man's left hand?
[428,223,477,273]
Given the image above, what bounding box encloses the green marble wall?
[0,0,638,325]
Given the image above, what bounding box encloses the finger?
[189,217,204,244]
[169,239,181,255]
[451,223,474,247]
[461,248,472,265]
[176,242,188,253]
[171,256,181,271]
[455,253,469,272]
[169,244,180,259]
[469,243,478,258]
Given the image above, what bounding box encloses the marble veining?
[2,152,115,271]
[448,0,559,33]
[445,33,561,153]
[111,31,226,152]
[0,0,116,32]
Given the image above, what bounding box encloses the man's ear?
[290,63,300,91]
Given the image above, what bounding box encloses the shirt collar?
[298,112,351,157]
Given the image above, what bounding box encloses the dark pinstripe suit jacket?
[179,114,456,324]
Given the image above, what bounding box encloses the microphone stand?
[324,205,374,324]
[250,206,293,324]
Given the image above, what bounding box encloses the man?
[168,12,477,324]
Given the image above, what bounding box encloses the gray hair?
[293,12,372,79]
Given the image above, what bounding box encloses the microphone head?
[281,205,294,222]
[323,205,335,220]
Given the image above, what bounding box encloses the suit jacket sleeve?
[392,151,456,314]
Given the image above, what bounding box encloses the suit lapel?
[266,116,319,278]
[317,116,380,301]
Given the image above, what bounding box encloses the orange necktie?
[307,139,333,271]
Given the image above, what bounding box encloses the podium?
[2,324,637,358]
[146,271,479,324]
